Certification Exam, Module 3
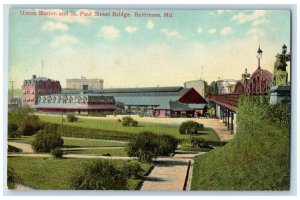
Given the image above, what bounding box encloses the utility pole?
[9,80,16,100]
[42,60,44,77]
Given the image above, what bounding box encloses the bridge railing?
[208,93,241,108]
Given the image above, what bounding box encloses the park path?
[140,150,206,191]
[8,142,33,153]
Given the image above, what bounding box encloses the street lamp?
[257,46,263,69]
[242,68,250,85]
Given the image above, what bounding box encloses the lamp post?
[242,68,251,85]
[257,46,263,69]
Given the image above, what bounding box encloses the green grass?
[63,148,128,156]
[192,124,290,190]
[8,157,151,190]
[8,136,34,144]
[63,138,127,148]
[38,115,220,141]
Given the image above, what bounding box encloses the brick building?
[22,75,61,107]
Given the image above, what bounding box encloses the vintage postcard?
[7,8,291,191]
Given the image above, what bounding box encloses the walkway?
[8,142,33,153]
[140,150,205,191]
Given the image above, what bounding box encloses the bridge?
[207,59,273,133]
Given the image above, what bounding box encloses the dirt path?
[140,150,206,191]
[62,137,129,144]
[8,153,135,160]
[62,146,126,151]
[8,142,34,153]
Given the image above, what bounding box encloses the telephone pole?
[9,80,16,99]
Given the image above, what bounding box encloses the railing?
[208,94,242,111]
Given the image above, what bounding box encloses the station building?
[22,75,61,107]
[62,86,207,117]
[33,86,116,114]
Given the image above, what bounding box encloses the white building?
[66,76,104,90]
[184,79,205,97]
[216,79,238,94]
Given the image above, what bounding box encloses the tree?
[179,121,204,135]
[127,132,178,162]
[8,122,20,138]
[69,160,128,190]
[127,131,159,162]
[32,130,64,153]
[155,135,178,156]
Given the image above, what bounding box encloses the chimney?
[32,75,37,79]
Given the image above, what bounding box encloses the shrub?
[8,122,19,138]
[127,132,178,162]
[19,115,41,136]
[122,161,144,179]
[179,121,204,134]
[155,135,178,156]
[127,131,159,162]
[69,160,128,190]
[51,148,63,159]
[122,116,138,127]
[7,167,19,189]
[8,145,22,153]
[67,114,78,122]
[32,130,64,153]
[117,119,122,123]
[130,120,138,127]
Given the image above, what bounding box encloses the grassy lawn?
[38,115,220,141]
[63,138,127,148]
[8,156,152,190]
[9,136,127,147]
[63,148,128,156]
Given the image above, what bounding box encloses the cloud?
[197,27,202,33]
[208,28,216,34]
[160,28,181,38]
[220,26,232,36]
[125,26,138,33]
[99,26,120,40]
[232,10,267,24]
[146,20,154,29]
[252,18,269,26]
[41,21,69,32]
[247,28,265,39]
[50,34,79,48]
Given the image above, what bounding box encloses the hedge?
[40,122,134,141]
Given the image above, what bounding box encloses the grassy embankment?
[38,115,220,141]
[191,95,290,190]
[8,156,152,190]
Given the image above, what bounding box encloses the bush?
[19,115,41,136]
[67,114,78,122]
[122,116,138,127]
[69,160,128,190]
[179,121,204,134]
[8,122,20,138]
[127,132,158,162]
[51,148,63,159]
[8,145,22,153]
[155,135,178,156]
[127,132,178,162]
[32,130,64,153]
[7,166,19,189]
[122,161,144,179]
[130,120,138,127]
[117,119,122,123]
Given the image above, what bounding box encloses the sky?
[8,9,291,89]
